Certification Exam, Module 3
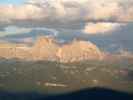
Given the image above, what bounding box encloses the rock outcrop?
[31,36,59,61]
[56,40,103,63]
[0,36,103,63]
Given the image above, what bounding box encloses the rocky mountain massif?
[0,36,103,63]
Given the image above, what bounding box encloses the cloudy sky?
[0,0,133,53]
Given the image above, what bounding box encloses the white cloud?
[0,0,133,23]
[0,4,45,22]
[83,22,124,34]
[0,0,133,35]
[86,0,120,20]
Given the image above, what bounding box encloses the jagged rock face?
[56,40,103,63]
[0,36,103,63]
[34,36,57,48]
[32,36,60,61]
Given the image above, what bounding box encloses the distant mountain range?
[0,36,103,63]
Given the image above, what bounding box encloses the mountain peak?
[34,36,57,48]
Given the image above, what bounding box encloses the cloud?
[80,23,133,53]
[0,26,31,37]
[0,4,45,23]
[0,0,133,23]
[0,26,58,37]
[24,0,133,22]
[0,0,133,35]
[83,22,124,34]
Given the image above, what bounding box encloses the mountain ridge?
[0,36,103,63]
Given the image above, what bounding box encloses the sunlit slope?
[0,36,103,62]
